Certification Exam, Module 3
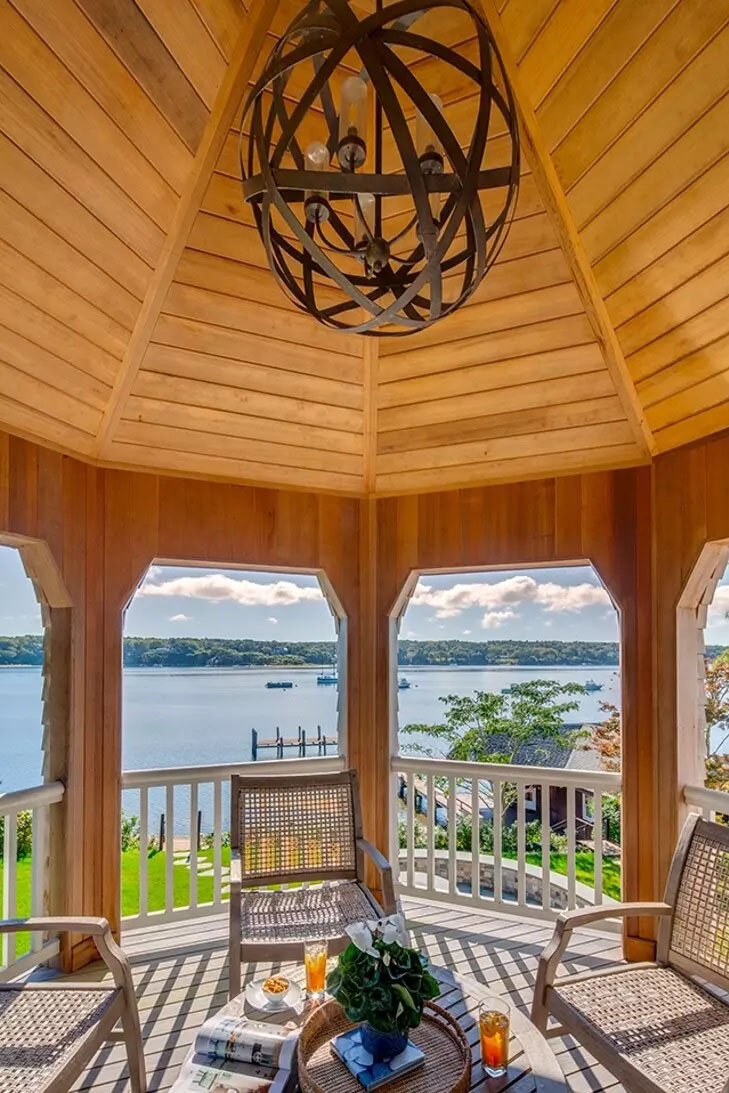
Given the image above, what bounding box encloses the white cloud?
[412,575,610,621]
[462,629,472,636]
[169,613,191,622]
[138,573,323,608]
[708,585,729,628]
[481,609,517,630]
[268,616,278,624]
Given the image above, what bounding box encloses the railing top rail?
[0,780,64,812]
[684,783,729,810]
[122,754,345,788]
[392,754,622,790]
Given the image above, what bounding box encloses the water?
[0,663,621,795]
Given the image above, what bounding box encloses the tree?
[591,702,620,772]
[401,679,588,765]
[705,650,729,792]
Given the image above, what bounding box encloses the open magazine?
[172,1014,299,1092]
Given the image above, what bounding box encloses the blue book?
[331,1028,424,1090]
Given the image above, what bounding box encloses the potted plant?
[326,914,441,1061]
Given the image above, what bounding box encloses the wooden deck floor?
[67,897,626,1093]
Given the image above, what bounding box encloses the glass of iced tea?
[479,997,510,1077]
[304,939,328,1000]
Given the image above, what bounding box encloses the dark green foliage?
[398,816,567,855]
[0,810,33,859]
[327,940,440,1034]
[1,635,726,669]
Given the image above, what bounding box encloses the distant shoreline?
[1,635,725,670]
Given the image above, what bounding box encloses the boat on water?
[584,679,603,692]
[317,669,338,685]
[266,680,293,689]
[398,677,411,690]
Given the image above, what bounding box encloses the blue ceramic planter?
[359,1022,408,1061]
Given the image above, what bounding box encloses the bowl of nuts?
[261,974,291,1005]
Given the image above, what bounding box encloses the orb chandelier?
[239,0,520,335]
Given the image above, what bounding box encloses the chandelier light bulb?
[338,75,368,169]
[304,141,330,223]
[354,192,375,248]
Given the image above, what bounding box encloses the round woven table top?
[297,999,470,1093]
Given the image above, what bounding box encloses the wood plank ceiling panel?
[0,0,217,452]
[515,0,729,453]
[1,0,728,492]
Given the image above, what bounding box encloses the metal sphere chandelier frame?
[239,0,520,335]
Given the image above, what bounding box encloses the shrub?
[0,810,33,860]
[121,813,140,852]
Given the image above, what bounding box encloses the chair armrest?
[553,902,672,935]
[0,917,136,996]
[0,916,112,936]
[530,901,672,1031]
[357,838,396,915]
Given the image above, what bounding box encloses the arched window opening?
[678,541,729,806]
[390,564,622,917]
[120,562,346,926]
[0,538,70,972]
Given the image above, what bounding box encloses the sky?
[1,545,728,644]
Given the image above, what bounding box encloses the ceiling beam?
[95,0,280,456]
[478,0,656,459]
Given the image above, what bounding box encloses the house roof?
[510,724,609,772]
[0,0,727,495]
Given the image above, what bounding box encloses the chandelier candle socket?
[239,0,520,335]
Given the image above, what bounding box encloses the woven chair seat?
[0,986,119,1093]
[241,881,378,944]
[553,965,729,1092]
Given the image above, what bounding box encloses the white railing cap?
[392,754,621,790]
[122,754,345,788]
[0,781,64,813]
[684,783,729,811]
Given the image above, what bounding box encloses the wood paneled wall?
[373,470,657,956]
[653,429,729,890]
[6,423,725,965]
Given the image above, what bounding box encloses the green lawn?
[0,857,32,958]
[525,850,621,901]
[121,845,232,917]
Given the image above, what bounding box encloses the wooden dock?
[251,724,332,761]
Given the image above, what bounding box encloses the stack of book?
[172,1013,299,1092]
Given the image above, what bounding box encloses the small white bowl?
[261,976,291,1005]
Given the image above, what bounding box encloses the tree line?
[0,634,726,668]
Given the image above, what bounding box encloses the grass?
[0,857,32,958]
[121,845,232,918]
[525,850,622,901]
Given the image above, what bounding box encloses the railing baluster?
[189,782,198,910]
[469,777,479,902]
[139,787,148,920]
[2,813,17,967]
[541,782,551,913]
[213,779,222,908]
[448,776,456,897]
[30,804,48,951]
[492,779,502,907]
[567,785,576,910]
[406,771,415,890]
[516,782,526,910]
[592,788,602,906]
[165,783,175,915]
[426,773,434,893]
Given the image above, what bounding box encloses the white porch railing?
[0,780,64,980]
[683,783,729,819]
[120,755,345,928]
[391,755,622,928]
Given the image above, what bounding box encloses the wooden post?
[159,813,165,852]
[251,728,258,762]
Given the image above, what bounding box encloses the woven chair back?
[667,817,729,987]
[231,771,360,886]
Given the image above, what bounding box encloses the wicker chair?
[0,917,145,1093]
[228,769,396,998]
[532,813,729,1093]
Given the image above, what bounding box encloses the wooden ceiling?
[0,0,728,495]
